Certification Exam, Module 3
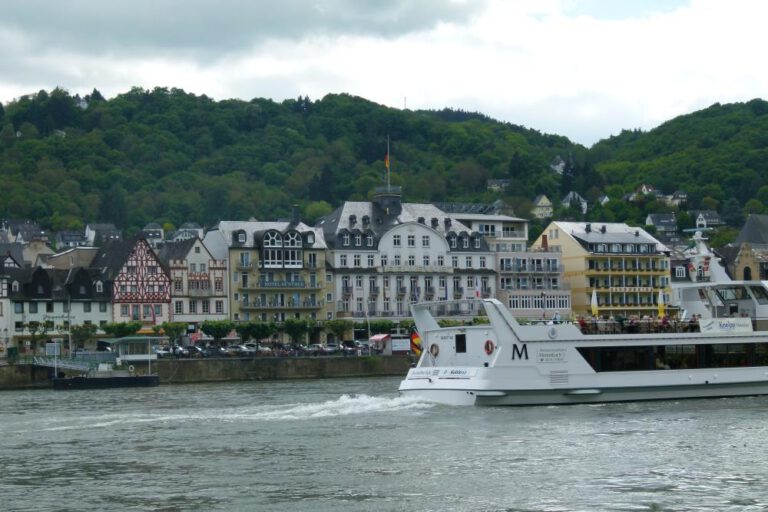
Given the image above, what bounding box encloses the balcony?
[257,280,307,289]
[369,286,380,297]
[187,288,213,297]
[241,299,324,310]
[425,286,435,299]
[342,285,353,297]
[397,286,407,297]
[453,287,464,298]
[235,262,252,270]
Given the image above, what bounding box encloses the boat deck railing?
[574,317,768,335]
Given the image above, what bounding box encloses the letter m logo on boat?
[512,343,529,360]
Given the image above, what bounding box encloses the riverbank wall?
[0,355,413,390]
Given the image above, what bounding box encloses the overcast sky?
[1,0,765,146]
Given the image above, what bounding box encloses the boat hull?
[399,377,768,406]
[53,375,160,390]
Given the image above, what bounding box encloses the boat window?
[715,287,749,302]
[455,334,466,353]
[750,286,768,305]
[578,342,768,371]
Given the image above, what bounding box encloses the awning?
[369,334,391,342]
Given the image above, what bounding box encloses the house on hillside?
[85,223,122,246]
[55,230,89,249]
[688,210,723,230]
[531,195,553,219]
[646,213,681,244]
[486,179,510,192]
[141,223,165,248]
[2,219,48,244]
[169,222,204,242]
[562,191,588,214]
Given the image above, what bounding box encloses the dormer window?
[264,231,282,247]
[343,234,350,246]
[367,235,373,247]
[355,234,362,246]
[307,233,315,244]
[450,237,457,248]
[463,238,469,249]
[237,232,246,243]
[96,281,103,293]
[12,281,19,292]
[474,238,481,249]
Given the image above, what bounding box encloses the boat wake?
[237,394,435,422]
[34,394,435,432]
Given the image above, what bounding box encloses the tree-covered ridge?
[2,88,767,239]
[0,87,580,234]
[591,98,768,223]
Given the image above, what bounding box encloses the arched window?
[264,231,282,247]
[284,231,302,247]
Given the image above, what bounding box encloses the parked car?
[186,346,205,358]
[226,344,249,356]
[326,343,342,354]
[307,344,329,356]
[202,346,227,358]
[342,340,363,355]
[171,345,188,357]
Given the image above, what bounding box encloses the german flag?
[410,328,422,356]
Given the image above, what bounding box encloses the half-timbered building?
[91,237,171,329]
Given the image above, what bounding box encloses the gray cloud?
[1,0,485,60]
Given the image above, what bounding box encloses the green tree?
[743,198,763,216]
[161,322,187,345]
[200,320,236,345]
[251,322,277,343]
[102,322,142,338]
[70,323,98,350]
[283,318,309,345]
[324,319,353,342]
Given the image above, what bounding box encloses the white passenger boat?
[399,235,768,406]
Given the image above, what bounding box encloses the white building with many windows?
[156,237,229,329]
[317,187,496,322]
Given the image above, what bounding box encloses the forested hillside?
[0,87,579,234]
[590,98,768,227]
[1,88,767,238]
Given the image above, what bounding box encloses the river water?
[1,376,767,512]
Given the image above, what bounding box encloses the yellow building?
[530,221,671,318]
[203,220,329,327]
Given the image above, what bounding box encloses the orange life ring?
[429,343,439,357]
[484,340,495,355]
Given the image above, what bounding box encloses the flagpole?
[386,135,391,191]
